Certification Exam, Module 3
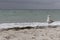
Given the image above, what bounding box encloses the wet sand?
[0,27,60,40]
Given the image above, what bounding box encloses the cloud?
[0,0,60,9]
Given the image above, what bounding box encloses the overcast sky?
[0,0,60,9]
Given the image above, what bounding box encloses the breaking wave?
[0,21,60,29]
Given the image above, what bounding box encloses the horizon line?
[0,9,60,10]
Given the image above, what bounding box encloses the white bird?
[47,15,54,24]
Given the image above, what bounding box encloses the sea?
[0,9,59,28]
[0,9,59,23]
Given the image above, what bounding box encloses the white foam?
[0,21,60,29]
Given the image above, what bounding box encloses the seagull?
[47,15,54,24]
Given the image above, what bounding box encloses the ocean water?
[0,9,60,23]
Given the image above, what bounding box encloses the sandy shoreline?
[0,27,60,40]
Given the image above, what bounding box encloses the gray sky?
[0,0,60,9]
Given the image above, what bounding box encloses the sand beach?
[0,26,60,40]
